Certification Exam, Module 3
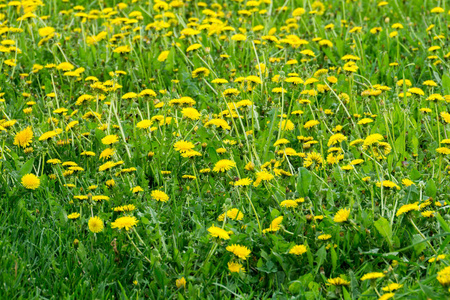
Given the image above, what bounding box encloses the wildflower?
[334,208,350,223]
[256,170,274,181]
[111,216,139,231]
[67,213,80,219]
[100,148,115,160]
[426,94,444,101]
[57,62,75,71]
[360,272,385,281]
[396,203,419,216]
[174,140,195,153]
[101,135,119,145]
[304,120,320,129]
[263,216,283,233]
[280,200,298,208]
[436,147,450,155]
[231,34,247,41]
[176,277,186,288]
[208,224,230,240]
[38,27,55,37]
[303,152,323,168]
[182,107,201,120]
[421,211,435,218]
[226,244,251,260]
[21,174,40,190]
[376,180,400,190]
[136,120,153,129]
[378,293,395,300]
[151,190,169,202]
[39,130,58,141]
[222,89,240,97]
[113,45,131,54]
[228,262,245,273]
[181,150,202,158]
[318,234,332,240]
[328,133,347,146]
[186,44,202,52]
[106,179,115,188]
[88,216,104,233]
[274,138,290,146]
[402,179,415,187]
[437,266,450,286]
[218,208,244,221]
[205,119,231,130]
[364,134,383,146]
[292,7,305,17]
[213,159,236,172]
[192,67,210,78]
[382,283,403,292]
[289,245,307,255]
[441,112,450,124]
[429,255,446,263]
[92,195,109,201]
[327,277,350,286]
[358,118,374,125]
[408,87,424,96]
[351,159,364,165]
[14,127,33,148]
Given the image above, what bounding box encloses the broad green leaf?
[443,74,450,94]
[315,245,327,272]
[288,281,302,294]
[436,213,450,233]
[374,217,392,244]
[412,234,426,255]
[343,287,352,300]
[425,179,437,198]
[411,135,419,154]
[410,168,421,181]
[330,245,338,272]
[297,167,312,197]
[270,209,280,219]
[19,158,34,176]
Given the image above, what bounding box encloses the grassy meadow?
[1,0,450,299]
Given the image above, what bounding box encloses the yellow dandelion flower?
[151,190,169,202]
[21,174,40,190]
[111,216,139,231]
[213,159,236,172]
[226,244,251,260]
[333,208,350,223]
[88,216,104,233]
[289,245,307,255]
[360,272,385,281]
[208,224,230,240]
[14,127,33,148]
[101,135,119,145]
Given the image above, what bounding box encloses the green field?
[1,0,450,299]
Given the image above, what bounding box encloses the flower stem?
[410,217,438,255]
[244,192,262,235]
[126,232,152,264]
